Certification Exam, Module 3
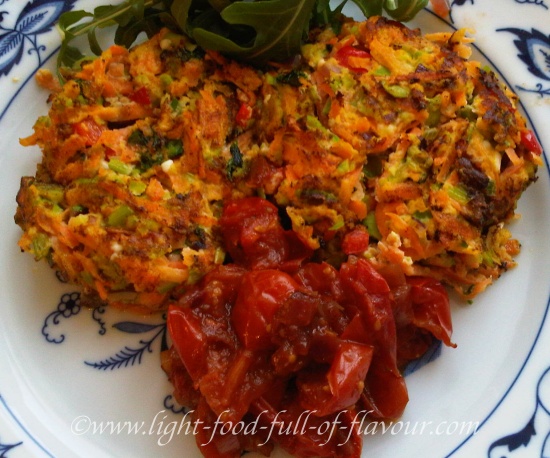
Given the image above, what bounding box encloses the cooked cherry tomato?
[294,261,345,302]
[220,197,289,270]
[167,305,208,380]
[232,270,300,350]
[250,397,363,458]
[164,198,455,458]
[129,86,151,105]
[339,257,408,419]
[298,341,373,417]
[194,397,242,458]
[408,276,456,348]
[335,45,371,73]
[72,117,104,146]
[521,129,543,156]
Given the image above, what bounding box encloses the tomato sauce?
[164,197,455,458]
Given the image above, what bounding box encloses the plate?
[1,1,549,457]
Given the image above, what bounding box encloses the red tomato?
[360,362,409,419]
[521,129,543,156]
[220,197,289,270]
[129,86,151,105]
[235,102,252,128]
[298,341,374,417]
[167,305,208,380]
[339,257,408,419]
[194,398,242,458]
[168,265,246,380]
[72,117,104,146]
[294,261,345,302]
[342,226,370,255]
[232,270,300,350]
[250,397,363,458]
[408,276,456,348]
[335,45,371,73]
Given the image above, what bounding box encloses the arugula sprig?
[56,0,429,76]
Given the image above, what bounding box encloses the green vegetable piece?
[448,185,470,205]
[322,98,332,116]
[227,142,243,180]
[107,205,134,227]
[128,128,148,146]
[337,159,351,173]
[486,179,496,196]
[56,0,433,80]
[184,0,317,65]
[37,184,64,203]
[166,139,183,158]
[170,98,180,111]
[108,158,133,175]
[364,211,382,240]
[129,180,147,195]
[382,82,410,98]
[373,65,391,76]
[457,106,477,122]
[413,210,433,222]
[159,73,173,86]
[276,69,306,87]
[31,232,51,260]
[329,216,345,231]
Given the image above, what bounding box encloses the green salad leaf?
[56,0,432,76]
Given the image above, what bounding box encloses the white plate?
[1,1,549,457]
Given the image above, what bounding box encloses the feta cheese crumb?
[161,160,173,172]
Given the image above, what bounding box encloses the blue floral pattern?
[41,291,81,344]
[84,320,168,370]
[0,0,76,76]
[0,438,22,458]
[498,27,550,97]
[488,367,550,457]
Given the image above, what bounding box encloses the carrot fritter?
[15,17,540,310]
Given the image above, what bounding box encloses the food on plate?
[162,196,456,457]
[13,5,543,458]
[15,16,540,312]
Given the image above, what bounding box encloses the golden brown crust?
[15,17,539,309]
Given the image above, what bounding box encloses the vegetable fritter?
[15,17,541,311]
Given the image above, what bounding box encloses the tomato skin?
[342,226,370,255]
[164,198,456,458]
[168,265,246,382]
[250,397,363,458]
[232,270,300,350]
[167,305,208,380]
[408,276,456,348]
[220,197,289,270]
[129,86,151,105]
[194,398,242,458]
[339,257,408,419]
[235,102,253,128]
[521,129,543,156]
[72,117,104,146]
[294,261,345,302]
[335,45,371,73]
[298,341,373,417]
